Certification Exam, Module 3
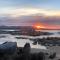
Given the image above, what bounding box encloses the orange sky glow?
[32,23,60,30]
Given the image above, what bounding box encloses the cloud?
[1,8,60,17]
[0,7,60,26]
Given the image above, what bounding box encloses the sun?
[35,25,44,29]
[33,23,45,30]
[36,26,41,29]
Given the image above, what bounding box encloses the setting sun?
[33,23,45,30]
[36,26,41,29]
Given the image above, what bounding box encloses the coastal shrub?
[31,53,38,60]
[37,52,45,60]
[49,52,56,59]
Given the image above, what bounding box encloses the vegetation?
[0,43,56,60]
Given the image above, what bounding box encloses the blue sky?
[0,0,60,10]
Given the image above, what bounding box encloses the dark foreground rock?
[0,43,57,60]
[0,42,17,54]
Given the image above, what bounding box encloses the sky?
[0,0,60,29]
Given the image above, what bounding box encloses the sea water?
[0,30,60,49]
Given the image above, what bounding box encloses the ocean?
[0,30,60,49]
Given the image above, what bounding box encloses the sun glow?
[33,23,45,30]
[36,26,41,29]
